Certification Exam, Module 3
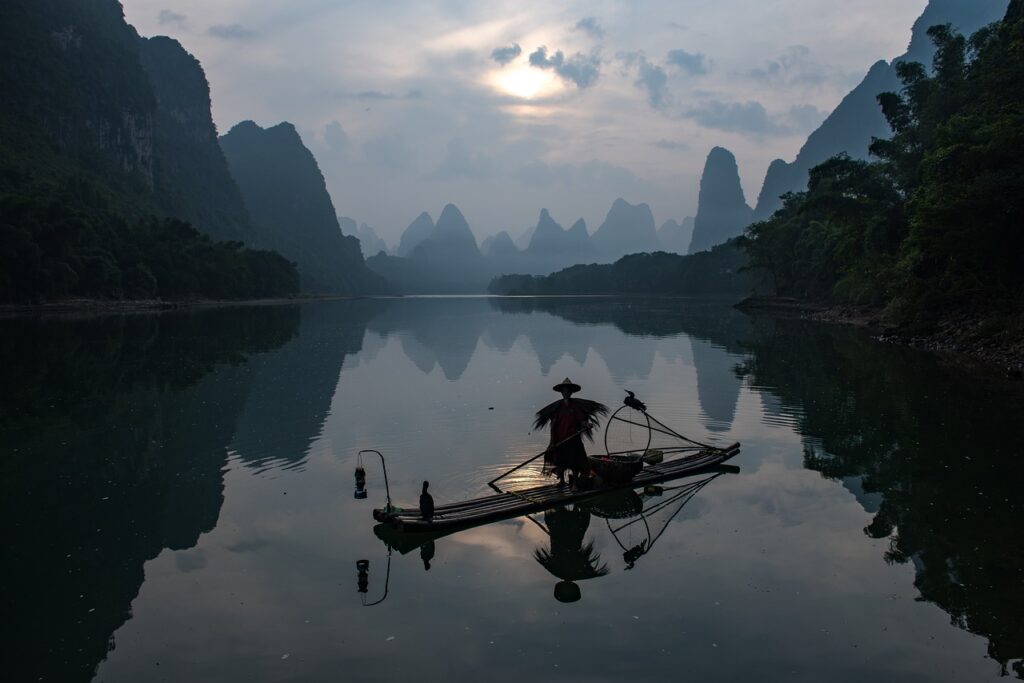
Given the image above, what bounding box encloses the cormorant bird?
[420,540,435,571]
[624,390,647,413]
[419,481,434,521]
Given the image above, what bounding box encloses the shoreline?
[0,294,371,319]
[735,296,1024,379]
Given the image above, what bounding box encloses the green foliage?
[489,242,760,295]
[0,176,299,302]
[0,1,304,302]
[743,2,1024,321]
[739,156,906,304]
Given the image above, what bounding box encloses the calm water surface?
[3,297,1022,682]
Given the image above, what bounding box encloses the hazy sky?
[122,1,927,244]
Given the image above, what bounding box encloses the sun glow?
[490,65,560,100]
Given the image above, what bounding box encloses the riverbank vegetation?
[740,3,1023,326]
[488,242,758,296]
[0,179,299,302]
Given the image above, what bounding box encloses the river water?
[3,297,1021,682]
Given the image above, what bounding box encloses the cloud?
[337,90,424,101]
[786,104,827,131]
[684,100,781,135]
[158,10,187,28]
[208,23,255,40]
[324,120,351,157]
[683,99,830,137]
[361,135,413,173]
[653,139,689,151]
[619,52,671,111]
[749,45,827,86]
[574,17,606,39]
[528,46,601,89]
[174,550,207,573]
[635,58,670,110]
[490,43,522,66]
[432,137,494,180]
[509,158,648,195]
[666,48,709,75]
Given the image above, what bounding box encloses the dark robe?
[534,398,608,476]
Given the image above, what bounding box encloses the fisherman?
[534,378,608,487]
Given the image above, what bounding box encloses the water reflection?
[1,307,300,683]
[230,300,382,472]
[690,337,742,432]
[489,297,754,430]
[367,298,487,380]
[4,297,1023,681]
[534,505,609,603]
[373,469,731,604]
[735,317,1024,677]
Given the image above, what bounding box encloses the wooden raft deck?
[373,442,740,533]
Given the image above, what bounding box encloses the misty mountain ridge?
[658,217,695,255]
[396,211,436,256]
[486,231,520,258]
[220,120,386,294]
[366,197,688,293]
[590,198,660,257]
[339,217,390,257]
[526,209,590,254]
[752,0,1010,221]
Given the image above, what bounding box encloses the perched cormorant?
[419,481,434,521]
[624,390,647,413]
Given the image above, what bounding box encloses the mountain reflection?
[735,317,1024,678]
[0,307,300,683]
[487,297,753,429]
[690,338,742,432]
[368,298,488,380]
[7,298,1021,681]
[231,299,385,471]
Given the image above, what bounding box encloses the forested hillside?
[741,2,1023,325]
[488,242,760,296]
[0,0,300,303]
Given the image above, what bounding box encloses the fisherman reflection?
[533,504,608,603]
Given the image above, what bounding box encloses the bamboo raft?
[373,442,740,533]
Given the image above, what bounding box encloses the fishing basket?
[588,454,644,484]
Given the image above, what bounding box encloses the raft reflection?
[371,469,732,603]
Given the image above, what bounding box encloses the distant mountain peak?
[528,209,587,254]
[568,218,588,238]
[688,147,752,254]
[439,203,465,220]
[435,203,473,239]
[590,198,659,258]
[487,231,519,257]
[658,216,694,255]
[397,211,435,256]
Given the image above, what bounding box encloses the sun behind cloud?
[489,64,561,100]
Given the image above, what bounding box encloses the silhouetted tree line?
[0,174,300,302]
[488,242,758,295]
[741,3,1024,323]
